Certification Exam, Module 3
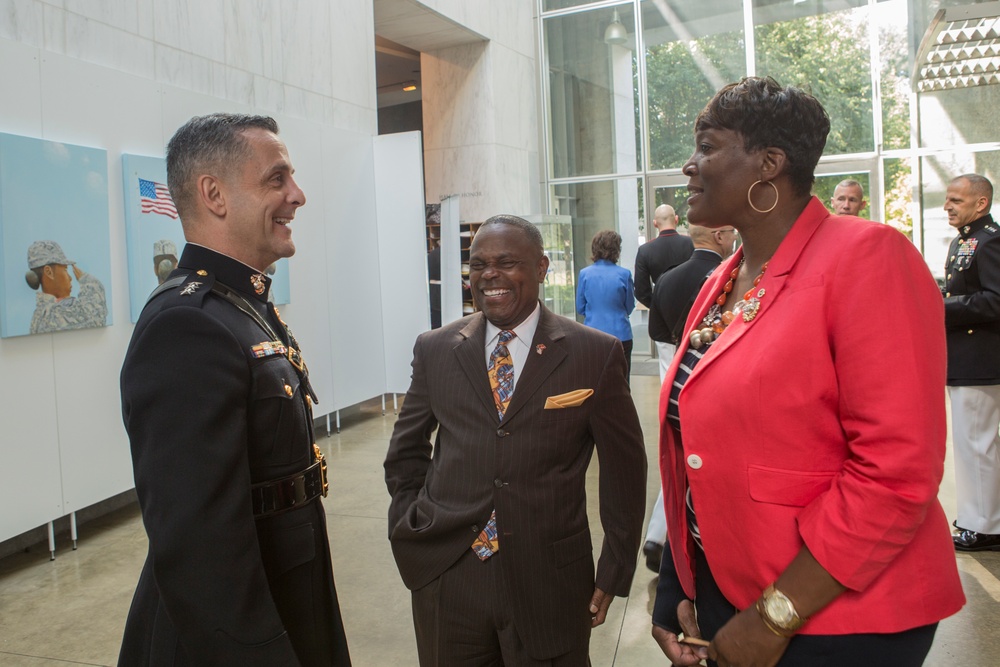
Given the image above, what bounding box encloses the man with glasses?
[641,223,736,572]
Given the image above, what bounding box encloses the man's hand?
[651,600,708,665]
[708,605,790,667]
[589,588,614,627]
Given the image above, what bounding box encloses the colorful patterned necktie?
[488,330,516,421]
[472,330,516,560]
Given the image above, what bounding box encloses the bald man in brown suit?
[385,215,647,666]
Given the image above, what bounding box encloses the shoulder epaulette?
[144,272,216,307]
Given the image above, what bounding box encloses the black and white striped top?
[665,346,706,551]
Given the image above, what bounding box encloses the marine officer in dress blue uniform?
[942,173,1000,552]
[119,113,351,666]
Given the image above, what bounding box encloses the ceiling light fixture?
[604,8,628,46]
[377,80,418,93]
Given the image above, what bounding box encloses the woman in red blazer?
[650,77,965,667]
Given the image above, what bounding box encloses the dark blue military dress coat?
[943,213,1000,386]
[119,244,350,666]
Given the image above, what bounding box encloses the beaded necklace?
[689,258,769,349]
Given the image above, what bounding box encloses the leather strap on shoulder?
[144,275,186,304]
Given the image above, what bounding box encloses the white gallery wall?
[0,0,436,544]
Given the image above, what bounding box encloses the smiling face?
[830,184,866,216]
[944,177,988,229]
[469,223,549,329]
[682,128,761,227]
[224,128,306,269]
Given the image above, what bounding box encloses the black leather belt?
[251,447,329,518]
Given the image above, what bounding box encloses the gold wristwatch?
[755,584,806,637]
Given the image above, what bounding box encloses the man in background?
[942,173,1000,552]
[642,224,736,571]
[634,204,694,380]
[829,179,867,217]
[634,205,693,311]
[427,240,442,328]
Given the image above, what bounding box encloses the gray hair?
[835,179,865,196]
[166,113,279,221]
[953,173,994,210]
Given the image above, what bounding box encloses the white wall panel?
[322,127,386,410]
[0,39,43,137]
[0,334,64,539]
[374,131,429,394]
[0,40,63,539]
[37,52,164,513]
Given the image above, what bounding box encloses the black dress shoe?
[643,540,663,572]
[954,529,1000,552]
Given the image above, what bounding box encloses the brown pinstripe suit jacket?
[384,304,647,659]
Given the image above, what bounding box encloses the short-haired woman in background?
[576,229,636,382]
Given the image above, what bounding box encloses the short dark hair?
[954,173,994,209]
[591,230,621,263]
[480,214,544,255]
[166,113,279,221]
[696,77,830,197]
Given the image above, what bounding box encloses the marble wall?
[0,0,545,223]
[0,0,428,544]
[0,0,379,135]
[417,0,541,222]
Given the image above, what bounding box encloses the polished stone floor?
[1,363,998,666]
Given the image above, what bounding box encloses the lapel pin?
[536,344,546,355]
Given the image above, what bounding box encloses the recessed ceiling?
[376,36,422,109]
[374,0,486,53]
[371,0,485,109]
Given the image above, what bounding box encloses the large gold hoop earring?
[747,180,778,214]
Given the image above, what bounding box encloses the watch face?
[765,595,794,625]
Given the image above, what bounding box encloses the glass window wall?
[753,0,873,155]
[878,0,911,151]
[549,178,644,317]
[643,0,746,170]
[541,0,1000,292]
[546,4,642,179]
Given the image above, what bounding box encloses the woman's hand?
[708,606,790,667]
[651,600,709,665]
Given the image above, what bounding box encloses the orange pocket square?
[543,389,594,409]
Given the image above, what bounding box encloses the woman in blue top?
[576,229,636,381]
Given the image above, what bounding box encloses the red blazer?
[659,198,965,634]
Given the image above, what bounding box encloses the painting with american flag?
[138,178,178,219]
[122,153,291,323]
